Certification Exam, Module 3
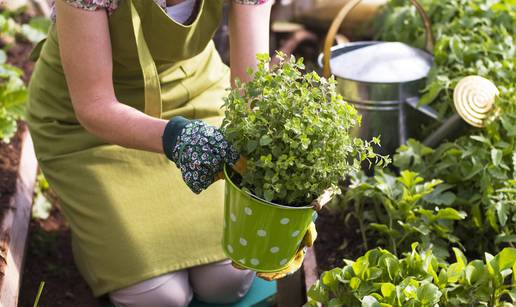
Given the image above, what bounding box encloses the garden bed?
[18,206,99,307]
[0,124,38,306]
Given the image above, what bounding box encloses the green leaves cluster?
[342,0,515,259]
[222,53,387,205]
[345,168,466,259]
[0,48,25,142]
[306,244,516,307]
[0,10,50,142]
[395,139,516,258]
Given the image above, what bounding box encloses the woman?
[26,0,272,305]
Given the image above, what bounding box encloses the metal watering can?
[319,0,498,154]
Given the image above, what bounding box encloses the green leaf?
[362,296,380,307]
[307,281,329,303]
[497,248,516,271]
[491,148,503,166]
[259,135,273,146]
[381,283,396,298]
[419,81,443,105]
[416,283,442,305]
[435,208,467,221]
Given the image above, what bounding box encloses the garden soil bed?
[0,126,23,225]
[18,206,99,307]
[313,207,367,275]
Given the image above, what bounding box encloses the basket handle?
[322,0,434,78]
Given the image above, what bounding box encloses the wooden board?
[0,128,38,307]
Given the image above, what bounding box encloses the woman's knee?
[189,260,256,304]
[109,270,193,307]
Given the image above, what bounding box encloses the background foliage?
[310,0,515,304]
[0,9,49,142]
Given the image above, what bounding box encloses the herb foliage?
[222,53,388,206]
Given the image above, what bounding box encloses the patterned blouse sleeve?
[232,0,270,4]
[61,0,120,12]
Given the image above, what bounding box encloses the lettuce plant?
[306,243,516,307]
[222,53,388,206]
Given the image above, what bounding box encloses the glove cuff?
[162,116,191,161]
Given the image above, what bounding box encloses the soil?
[313,206,367,275]
[18,205,100,307]
[0,126,23,213]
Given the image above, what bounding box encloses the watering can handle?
[322,0,435,79]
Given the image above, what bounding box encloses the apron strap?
[130,0,163,118]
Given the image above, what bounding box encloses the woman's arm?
[229,0,273,85]
[55,0,167,153]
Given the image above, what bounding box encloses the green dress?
[27,0,229,296]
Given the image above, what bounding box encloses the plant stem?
[355,198,369,250]
[389,215,397,256]
[33,281,45,307]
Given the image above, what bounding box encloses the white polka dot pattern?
[244,207,253,215]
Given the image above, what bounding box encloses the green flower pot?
[222,165,316,272]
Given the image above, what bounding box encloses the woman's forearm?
[229,1,273,85]
[56,1,166,153]
[77,99,167,153]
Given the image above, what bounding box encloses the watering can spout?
[422,76,499,148]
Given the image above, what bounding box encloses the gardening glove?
[162,116,241,193]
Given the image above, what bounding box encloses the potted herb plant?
[221,53,386,272]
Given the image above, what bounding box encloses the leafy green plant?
[0,48,25,142]
[306,243,516,307]
[0,10,50,142]
[222,53,388,206]
[344,168,466,259]
[339,0,515,259]
[394,139,516,257]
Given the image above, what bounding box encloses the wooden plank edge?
[0,127,38,307]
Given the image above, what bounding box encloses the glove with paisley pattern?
[162,116,240,193]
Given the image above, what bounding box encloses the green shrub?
[0,10,50,142]
[222,53,388,206]
[344,167,466,259]
[306,244,516,307]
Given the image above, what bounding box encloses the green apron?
[26,0,229,296]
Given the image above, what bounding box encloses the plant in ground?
[344,167,466,259]
[0,10,50,142]
[221,53,388,206]
[306,243,516,307]
[395,139,516,258]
